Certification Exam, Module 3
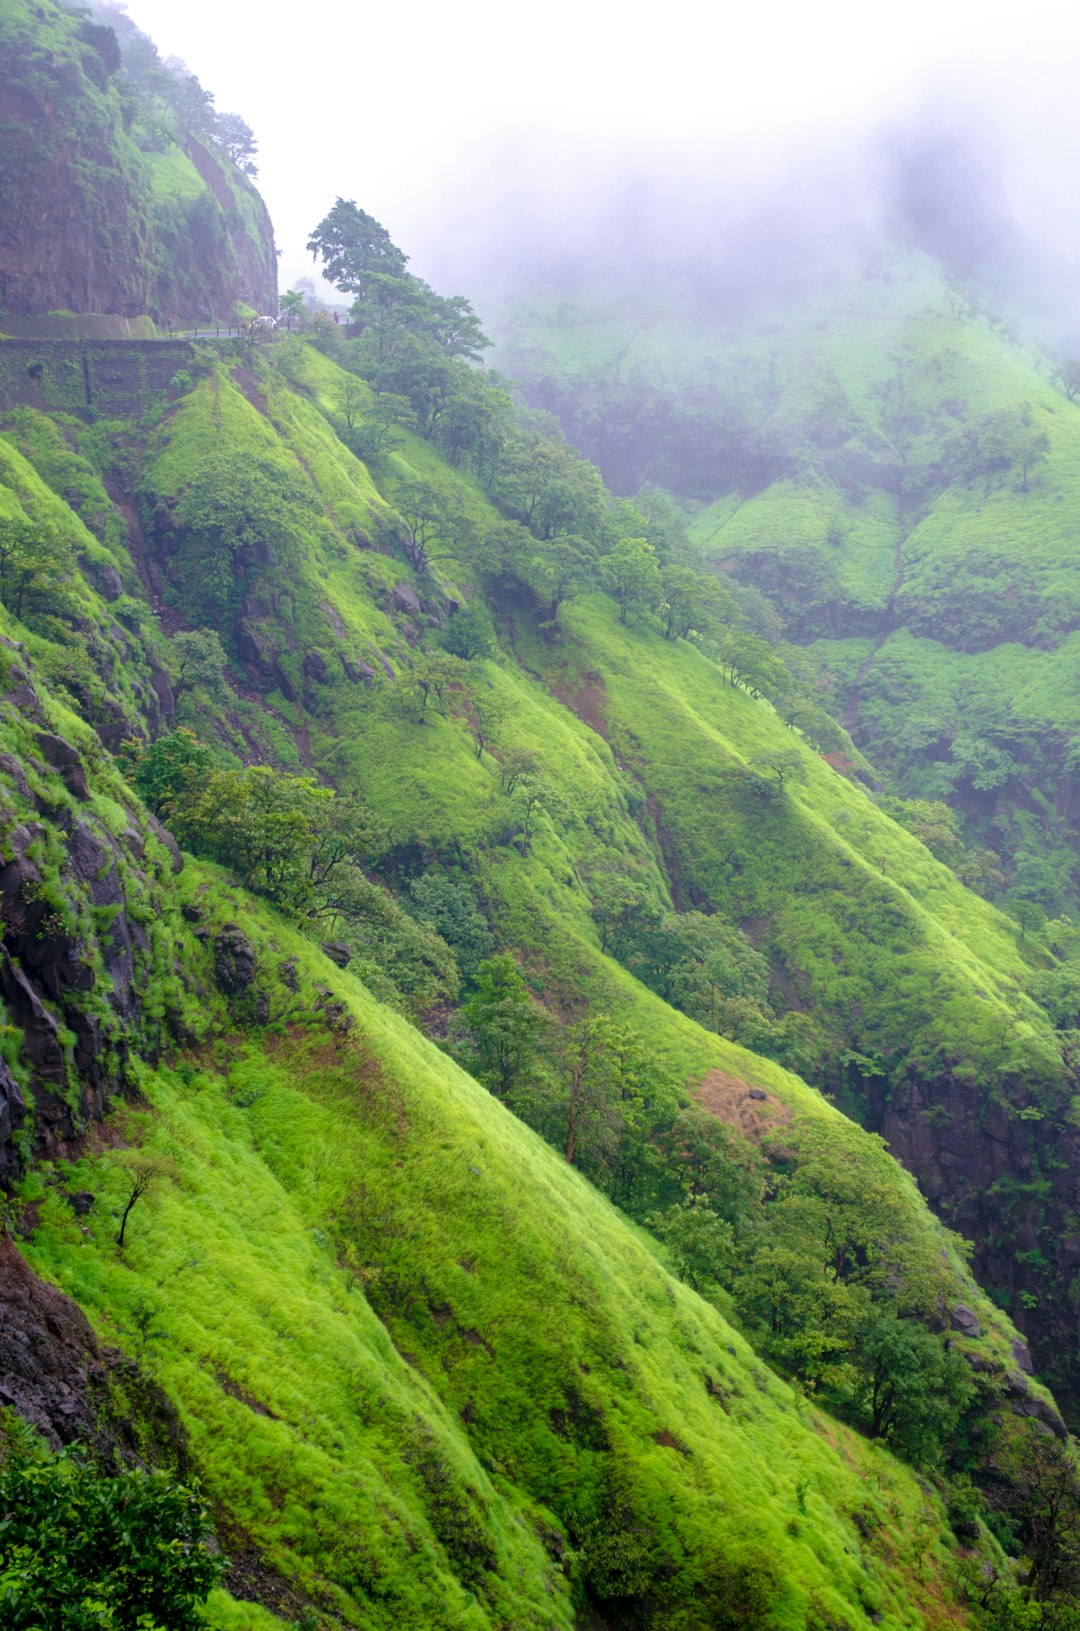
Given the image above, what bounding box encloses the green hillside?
[1,291,1078,1623]
[490,247,1080,923]
[4,44,1080,1609]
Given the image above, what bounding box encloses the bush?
[0,1442,223,1629]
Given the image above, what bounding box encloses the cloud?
[123,0,1080,314]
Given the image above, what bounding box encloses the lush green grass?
[2,334,1072,1624]
[25,877,979,1631]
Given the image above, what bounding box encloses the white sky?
[122,0,1080,295]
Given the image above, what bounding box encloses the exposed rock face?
[0,680,188,1184]
[864,1069,1080,1418]
[949,1304,982,1338]
[213,924,258,994]
[0,65,152,317]
[0,1,276,323]
[0,1235,188,1470]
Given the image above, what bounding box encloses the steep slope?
[0,518,990,1631]
[3,322,1080,1622]
[490,247,1080,917]
[117,344,1080,1404]
[0,0,275,321]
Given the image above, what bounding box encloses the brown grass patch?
[695,1068,793,1142]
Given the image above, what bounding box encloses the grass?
[24,880,977,1631]
[0,332,1068,1625]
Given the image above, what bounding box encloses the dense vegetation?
[5,9,1080,1621]
[490,253,1080,932]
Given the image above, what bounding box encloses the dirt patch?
[653,1428,692,1455]
[228,365,269,416]
[695,1068,793,1141]
[219,1524,313,1621]
[548,670,609,740]
[214,1368,279,1420]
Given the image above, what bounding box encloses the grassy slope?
[24,875,975,1631]
[491,248,1080,910]
[143,353,1068,1113]
[2,344,1073,1622]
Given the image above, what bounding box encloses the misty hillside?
[491,228,1080,912]
[4,4,1080,1629]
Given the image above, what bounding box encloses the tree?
[1057,359,1080,402]
[213,110,257,172]
[748,748,808,794]
[993,1436,1080,1603]
[131,727,214,813]
[0,516,74,621]
[407,869,495,985]
[0,1444,224,1630]
[659,563,734,642]
[601,535,661,624]
[438,602,497,661]
[464,685,507,759]
[337,374,367,431]
[277,289,306,330]
[171,628,228,712]
[492,433,607,541]
[331,871,460,1016]
[590,874,658,955]
[499,748,543,797]
[560,1014,617,1166]
[424,291,490,361]
[170,765,333,906]
[527,533,598,626]
[347,392,416,462]
[848,1311,972,1466]
[509,766,555,844]
[307,198,409,293]
[649,1195,735,1294]
[108,1150,177,1248]
[434,373,512,475]
[391,479,461,574]
[461,954,546,1098]
[170,453,316,632]
[398,652,468,723]
[1017,428,1051,491]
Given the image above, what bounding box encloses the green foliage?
[438,602,497,661]
[166,452,318,633]
[459,953,546,1097]
[0,512,76,622]
[847,1309,973,1464]
[0,1442,223,1630]
[407,868,495,983]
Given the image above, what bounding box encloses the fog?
[122,0,1080,332]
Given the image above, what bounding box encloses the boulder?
[341,655,376,685]
[97,562,124,601]
[275,661,298,703]
[392,582,422,617]
[235,621,267,667]
[303,649,329,684]
[146,814,183,874]
[321,939,352,968]
[1011,1336,1034,1374]
[36,732,90,801]
[0,1057,26,1148]
[949,1304,982,1339]
[213,923,257,995]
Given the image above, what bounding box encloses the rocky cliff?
[0,0,276,322]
